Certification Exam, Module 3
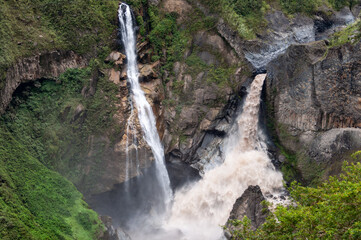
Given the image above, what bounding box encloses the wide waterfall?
[159,74,285,240]
[118,3,172,215]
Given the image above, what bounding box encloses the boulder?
[105,51,126,65]
[225,185,269,239]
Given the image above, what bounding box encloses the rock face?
[225,185,269,238]
[161,28,252,170]
[242,6,358,69]
[0,50,86,113]
[99,216,121,240]
[267,40,361,183]
[80,50,166,196]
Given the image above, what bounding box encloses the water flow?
[118,3,172,212]
[162,74,284,240]
[125,102,139,192]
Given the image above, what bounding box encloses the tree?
[227,159,361,239]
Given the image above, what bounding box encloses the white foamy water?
[118,3,172,211]
[162,74,284,240]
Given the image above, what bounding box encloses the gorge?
[0,0,361,239]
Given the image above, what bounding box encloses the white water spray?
[118,3,172,211]
[163,74,284,240]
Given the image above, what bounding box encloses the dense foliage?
[228,158,361,239]
[2,63,118,190]
[0,126,102,239]
[0,0,118,81]
[279,0,318,14]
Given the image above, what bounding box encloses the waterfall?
[118,2,172,213]
[161,74,285,240]
[117,4,285,239]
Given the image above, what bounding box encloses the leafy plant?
[227,160,361,239]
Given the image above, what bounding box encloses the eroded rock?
[1,51,86,113]
[225,185,269,239]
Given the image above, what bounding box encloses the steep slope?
[0,126,102,239]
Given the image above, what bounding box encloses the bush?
[280,0,319,14]
[328,0,359,10]
[227,160,361,239]
[232,0,263,16]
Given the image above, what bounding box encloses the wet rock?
[244,11,315,69]
[225,185,269,239]
[99,216,120,240]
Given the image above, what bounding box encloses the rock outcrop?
[224,185,269,239]
[267,40,361,183]
[161,29,252,170]
[0,50,86,113]
[243,6,357,69]
[79,49,165,196]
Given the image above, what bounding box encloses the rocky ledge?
[0,50,86,113]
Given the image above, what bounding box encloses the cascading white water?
[118,4,285,239]
[161,74,285,240]
[118,3,172,210]
[125,102,139,192]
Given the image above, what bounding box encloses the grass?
[0,0,119,87]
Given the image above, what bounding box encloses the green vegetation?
[227,159,361,239]
[148,8,189,72]
[0,0,118,84]
[0,126,102,239]
[329,19,361,47]
[279,0,319,14]
[197,0,265,39]
[328,0,359,10]
[2,64,118,190]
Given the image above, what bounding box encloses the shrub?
[227,160,361,239]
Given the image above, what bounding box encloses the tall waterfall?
[118,3,172,212]
[161,74,285,240]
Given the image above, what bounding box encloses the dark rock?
[99,216,120,240]
[165,160,201,190]
[266,40,361,183]
[225,185,269,239]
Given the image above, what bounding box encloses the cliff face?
[267,40,361,183]
[0,51,86,113]
[1,0,360,201]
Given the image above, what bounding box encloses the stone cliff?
[267,40,361,183]
[0,51,86,113]
[1,0,360,200]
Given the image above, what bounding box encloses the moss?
[329,20,361,47]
